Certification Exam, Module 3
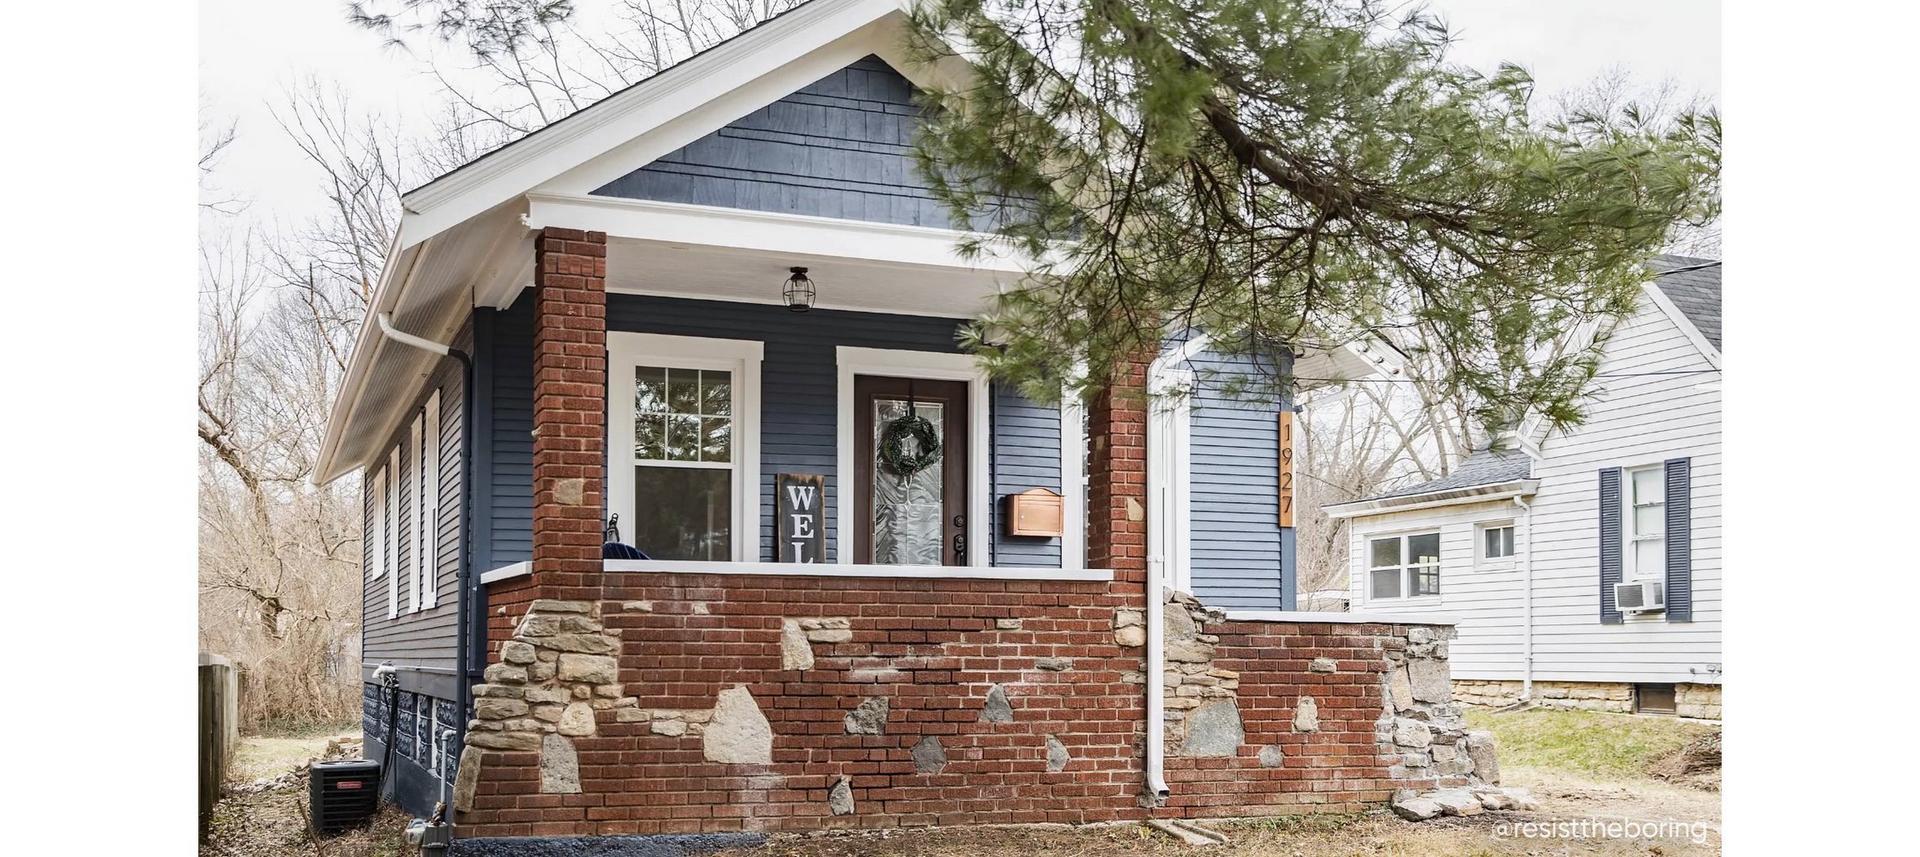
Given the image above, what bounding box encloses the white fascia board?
[1321,479,1540,519]
[396,0,902,250]
[524,192,1033,274]
[314,238,423,484]
[1640,280,1723,369]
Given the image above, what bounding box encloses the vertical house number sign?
[1278,411,1295,528]
[777,473,826,563]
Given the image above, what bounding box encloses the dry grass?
[1465,707,1718,782]
[202,730,413,857]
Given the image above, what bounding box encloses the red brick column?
[1086,353,1152,589]
[530,227,607,602]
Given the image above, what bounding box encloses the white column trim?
[835,346,990,567]
[1060,387,1086,570]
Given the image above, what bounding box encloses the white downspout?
[1515,495,1535,700]
[1141,345,1198,803]
[378,312,453,356]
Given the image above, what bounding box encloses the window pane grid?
[635,366,733,465]
[1368,533,1441,600]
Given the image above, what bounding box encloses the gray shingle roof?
[1360,448,1534,503]
[1650,254,1722,351]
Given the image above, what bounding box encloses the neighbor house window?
[1368,532,1441,599]
[607,333,762,563]
[1625,464,1666,582]
[1479,523,1516,562]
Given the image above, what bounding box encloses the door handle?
[952,533,966,563]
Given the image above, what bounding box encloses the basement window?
[1635,683,1677,715]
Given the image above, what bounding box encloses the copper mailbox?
[1005,488,1064,537]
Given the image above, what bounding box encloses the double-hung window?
[1368,531,1442,599]
[1624,464,1666,582]
[607,333,762,563]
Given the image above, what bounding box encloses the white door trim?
[836,346,990,567]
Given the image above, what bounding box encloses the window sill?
[1363,595,1445,609]
[480,560,1115,583]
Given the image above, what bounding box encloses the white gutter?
[1514,495,1535,700]
[1140,339,1204,803]
[1321,480,1539,519]
[377,312,453,356]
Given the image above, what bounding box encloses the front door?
[854,376,969,565]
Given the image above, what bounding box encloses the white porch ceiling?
[604,237,1017,318]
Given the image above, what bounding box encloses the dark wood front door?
[854,376,969,565]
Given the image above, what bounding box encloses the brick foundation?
[1451,679,1722,719]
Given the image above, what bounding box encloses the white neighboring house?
[1323,256,1722,719]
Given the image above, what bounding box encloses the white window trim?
[421,390,442,610]
[1060,385,1087,571]
[370,466,388,594]
[1623,462,1667,584]
[607,332,764,563]
[409,413,425,614]
[1363,530,1443,604]
[1475,520,1517,568]
[836,347,991,567]
[386,448,400,620]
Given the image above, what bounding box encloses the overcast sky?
[200,0,1721,232]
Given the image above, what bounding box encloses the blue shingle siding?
[483,294,1065,565]
[990,384,1063,566]
[591,56,1021,230]
[1185,348,1295,610]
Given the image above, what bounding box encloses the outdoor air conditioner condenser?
[309,758,382,835]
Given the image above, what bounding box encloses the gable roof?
[1649,254,1722,351]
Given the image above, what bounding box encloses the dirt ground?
[202,708,1719,856]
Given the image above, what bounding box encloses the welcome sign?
[776,473,826,563]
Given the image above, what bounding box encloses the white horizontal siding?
[1343,295,1722,685]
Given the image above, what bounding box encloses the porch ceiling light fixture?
[783,266,816,312]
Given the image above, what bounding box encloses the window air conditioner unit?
[1614,580,1666,614]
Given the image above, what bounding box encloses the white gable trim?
[398,0,905,249]
[1639,280,1723,369]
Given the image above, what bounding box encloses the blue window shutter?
[1598,468,1623,625]
[1665,458,1693,622]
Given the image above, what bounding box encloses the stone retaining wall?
[452,575,1490,837]
[1450,679,1721,719]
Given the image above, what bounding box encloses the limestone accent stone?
[799,617,852,643]
[1258,745,1285,768]
[622,600,653,612]
[1034,657,1073,672]
[500,642,537,665]
[473,684,524,699]
[780,619,816,671]
[517,612,601,638]
[1430,789,1484,816]
[527,599,592,614]
[1407,657,1451,704]
[1045,735,1070,772]
[1390,792,1442,821]
[553,477,585,507]
[452,747,485,812]
[557,701,596,737]
[1293,697,1319,732]
[703,686,773,764]
[652,719,687,737]
[475,698,529,720]
[532,633,620,655]
[1181,699,1244,757]
[1393,718,1432,749]
[828,776,854,815]
[556,654,619,684]
[1388,666,1415,712]
[911,736,947,773]
[995,618,1023,630]
[466,731,540,751]
[1114,625,1146,647]
[1464,730,1500,784]
[843,697,889,735]
[527,661,555,683]
[540,733,581,794]
[483,663,527,685]
[525,687,571,705]
[980,684,1014,723]
[1309,657,1338,674]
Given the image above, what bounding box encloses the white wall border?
[607,332,764,563]
[607,559,1111,581]
[835,346,991,567]
[1225,609,1461,626]
[479,562,532,585]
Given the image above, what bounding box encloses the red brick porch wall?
[460,574,1457,836]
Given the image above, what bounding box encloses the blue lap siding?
[1185,348,1297,610]
[476,294,1064,566]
